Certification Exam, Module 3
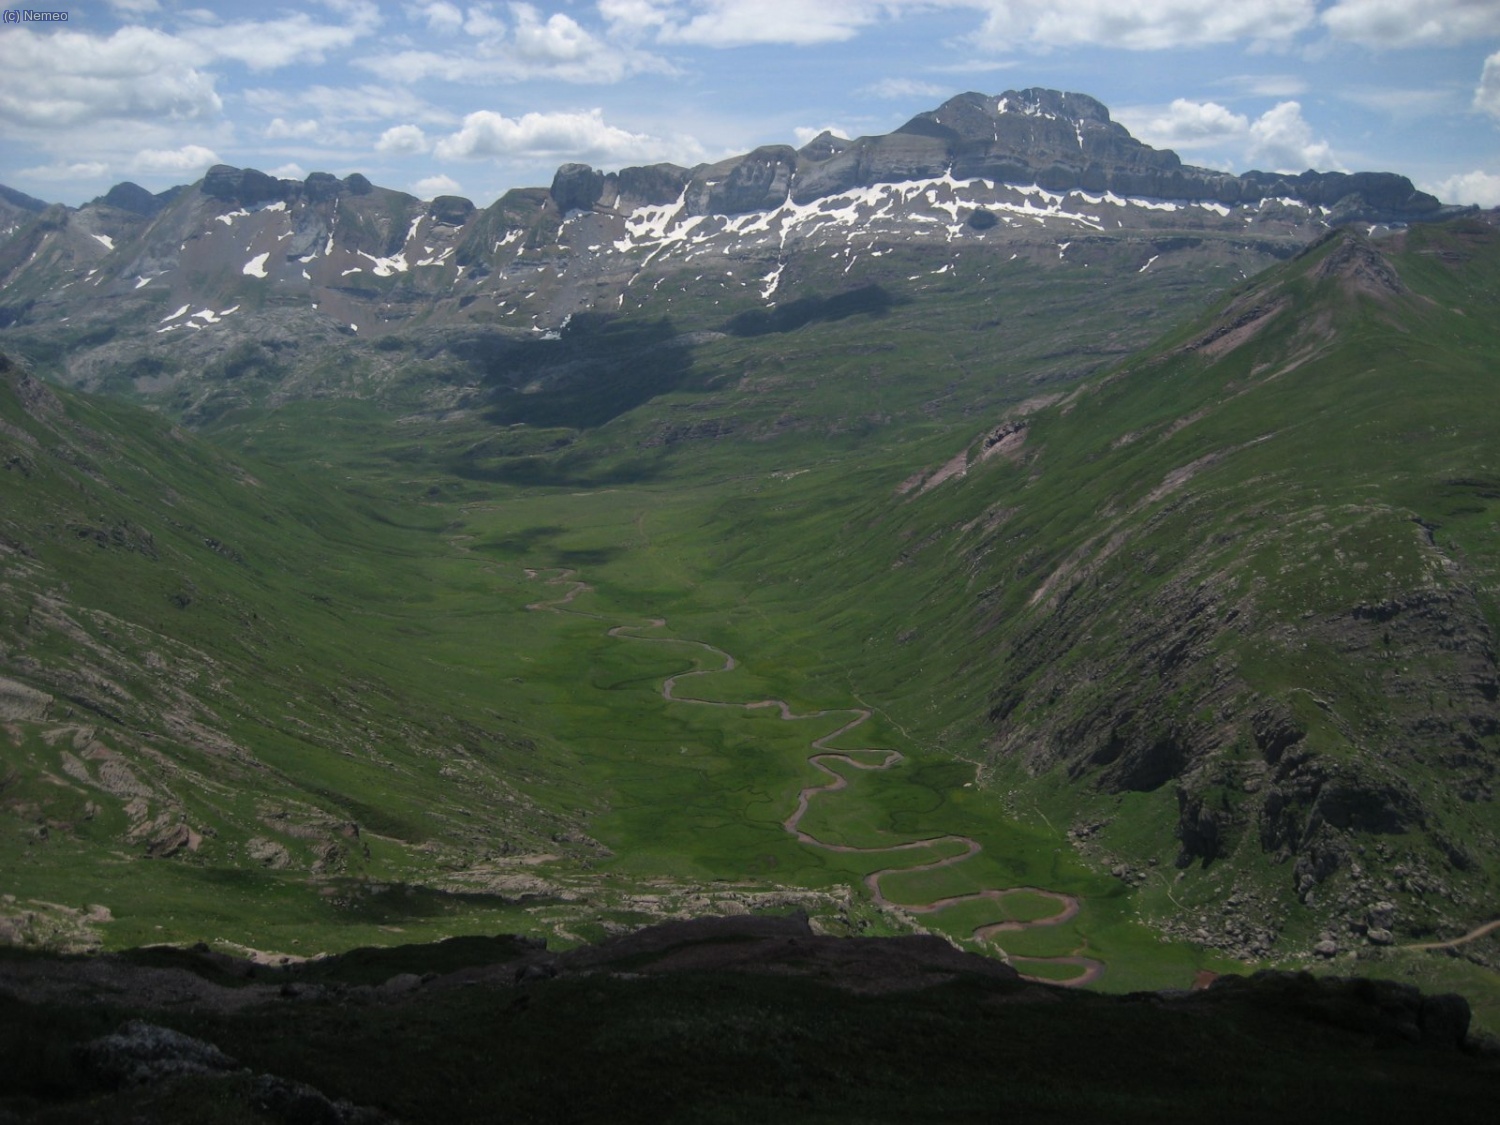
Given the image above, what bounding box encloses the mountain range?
[1,88,1497,1047]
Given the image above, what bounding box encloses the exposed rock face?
[686,145,800,216]
[202,164,287,208]
[428,194,475,226]
[0,675,52,720]
[551,163,608,214]
[616,162,693,207]
[303,171,343,203]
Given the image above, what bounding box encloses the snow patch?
[358,249,408,277]
[760,261,785,300]
[159,304,189,323]
[92,234,115,250]
[133,275,151,289]
[242,252,270,278]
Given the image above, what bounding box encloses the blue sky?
[2,1,1497,208]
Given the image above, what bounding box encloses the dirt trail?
[1401,918,1500,952]
[528,569,1102,986]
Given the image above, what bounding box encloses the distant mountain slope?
[0,89,1469,422]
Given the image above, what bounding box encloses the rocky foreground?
[2,913,1495,1123]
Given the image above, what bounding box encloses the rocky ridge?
[0,89,1470,408]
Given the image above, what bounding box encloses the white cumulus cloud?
[1123,99,1251,150]
[359,3,669,83]
[1119,98,1339,173]
[1322,0,1500,48]
[0,28,221,130]
[268,162,309,180]
[414,173,464,198]
[129,144,221,174]
[433,107,700,165]
[1477,51,1500,120]
[1431,169,1500,207]
[1247,101,1337,172]
[377,124,431,155]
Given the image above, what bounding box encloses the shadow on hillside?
[471,314,695,431]
[723,284,897,337]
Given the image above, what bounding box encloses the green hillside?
[2,215,1498,1029]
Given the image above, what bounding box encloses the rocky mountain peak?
[96,182,164,217]
[797,131,850,163]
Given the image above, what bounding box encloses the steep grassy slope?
[680,219,1500,965]
[0,354,600,952]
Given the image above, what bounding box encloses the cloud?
[1321,0,1500,48]
[265,118,323,140]
[1215,74,1310,99]
[1339,86,1459,119]
[414,173,463,198]
[377,124,431,155]
[1119,98,1339,173]
[129,144,221,174]
[1478,51,1500,120]
[860,78,945,100]
[972,0,1317,51]
[793,125,851,146]
[1431,169,1500,207]
[407,1,466,33]
[1247,101,1337,172]
[358,3,670,84]
[654,0,880,46]
[0,28,221,131]
[176,6,381,71]
[0,3,383,141]
[244,84,455,126]
[598,0,671,35]
[433,107,702,166]
[1123,99,1251,150]
[18,160,112,182]
[268,162,309,180]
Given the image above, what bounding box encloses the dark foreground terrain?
[2,913,1495,1124]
